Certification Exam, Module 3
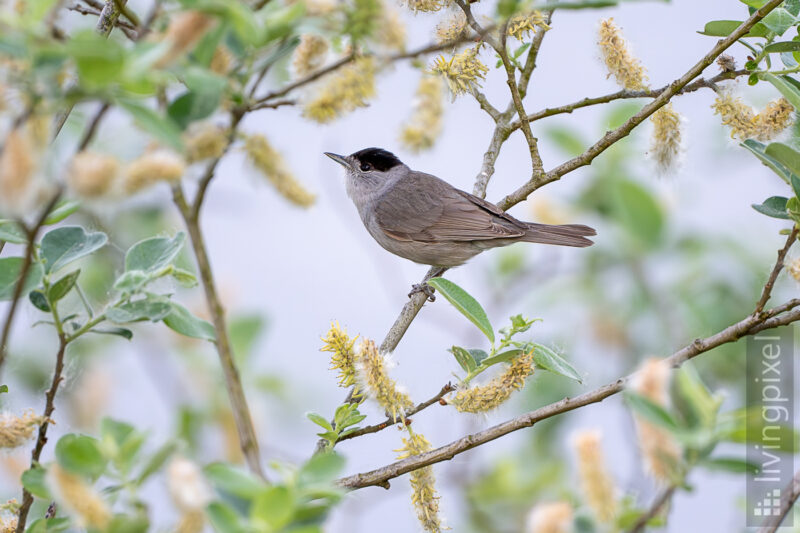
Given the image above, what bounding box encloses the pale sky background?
[3,0,800,531]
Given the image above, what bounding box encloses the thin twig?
[758,469,800,533]
[754,227,798,315]
[67,4,137,31]
[497,1,783,209]
[15,336,68,533]
[628,486,676,533]
[76,103,110,151]
[336,384,453,444]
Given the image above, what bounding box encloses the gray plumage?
[325,148,595,268]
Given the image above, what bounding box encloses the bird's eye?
[360,162,372,172]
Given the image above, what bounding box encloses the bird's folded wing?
[374,172,525,242]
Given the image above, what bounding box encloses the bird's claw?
[409,282,435,302]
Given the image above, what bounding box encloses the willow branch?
[754,226,798,315]
[758,469,800,533]
[628,486,676,533]
[497,0,784,209]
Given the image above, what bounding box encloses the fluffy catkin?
[356,339,414,422]
[124,149,186,194]
[184,123,228,163]
[0,411,44,449]
[649,103,683,174]
[450,351,534,413]
[321,322,360,393]
[434,11,467,44]
[597,18,647,90]
[525,501,573,533]
[167,457,211,512]
[67,151,119,198]
[155,11,215,67]
[243,133,316,207]
[507,11,549,40]
[712,92,793,141]
[788,257,800,282]
[403,0,445,13]
[630,358,681,483]
[376,4,407,52]
[397,431,443,532]
[430,45,488,98]
[0,515,17,533]
[47,464,111,530]
[573,430,616,524]
[292,34,329,79]
[303,57,376,123]
[400,75,444,152]
[0,128,35,214]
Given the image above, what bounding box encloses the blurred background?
[2,0,800,531]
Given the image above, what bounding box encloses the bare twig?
[758,469,800,533]
[497,0,784,209]
[68,4,137,32]
[754,227,798,315]
[15,336,68,533]
[95,0,128,37]
[628,486,676,533]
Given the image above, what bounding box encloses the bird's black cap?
[350,148,403,171]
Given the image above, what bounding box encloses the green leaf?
[480,348,524,369]
[759,73,800,111]
[740,139,792,183]
[762,8,797,36]
[251,486,295,530]
[205,462,266,499]
[135,441,177,486]
[106,514,149,533]
[88,327,133,340]
[171,267,198,288]
[168,68,227,129]
[0,220,27,244]
[307,412,333,431]
[43,200,80,225]
[48,270,80,302]
[0,384,7,393]
[230,314,265,361]
[468,348,489,366]
[117,99,184,151]
[698,20,769,38]
[0,258,43,300]
[40,226,108,274]
[207,501,248,533]
[163,302,216,341]
[66,30,125,87]
[427,278,494,343]
[765,142,800,176]
[532,344,583,383]
[298,452,345,487]
[610,178,664,248]
[107,297,172,323]
[765,41,800,53]
[623,391,680,432]
[125,233,186,273]
[700,456,759,474]
[752,196,790,219]
[113,270,150,293]
[672,366,721,430]
[21,465,51,499]
[55,434,107,480]
[449,346,477,373]
[29,290,50,312]
[26,517,70,533]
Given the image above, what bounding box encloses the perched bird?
[325,148,596,298]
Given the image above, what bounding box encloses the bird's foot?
[408,282,435,302]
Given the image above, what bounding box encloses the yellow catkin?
[184,123,228,163]
[243,134,316,207]
[400,75,444,152]
[377,5,407,53]
[0,411,44,449]
[321,322,360,392]
[631,358,681,483]
[573,430,616,524]
[597,18,647,91]
[303,57,377,123]
[124,149,186,194]
[788,258,800,282]
[175,510,205,533]
[507,11,549,40]
[434,11,467,44]
[450,351,534,413]
[0,128,35,212]
[712,92,794,141]
[430,45,488,98]
[292,35,330,79]
[403,0,445,13]
[0,514,17,533]
[396,431,442,532]
[649,103,683,174]
[356,339,414,422]
[156,11,215,68]
[209,46,233,75]
[67,151,120,198]
[167,457,211,512]
[47,464,111,530]
[525,501,573,533]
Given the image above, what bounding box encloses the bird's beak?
[324,152,350,169]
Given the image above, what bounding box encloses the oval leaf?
[0,257,43,301]
[107,297,172,323]
[532,344,582,383]
[449,346,477,373]
[0,220,27,244]
[43,200,81,225]
[623,391,680,432]
[163,301,216,341]
[40,226,107,274]
[48,270,80,302]
[752,196,790,219]
[427,278,494,343]
[55,434,107,480]
[125,232,186,273]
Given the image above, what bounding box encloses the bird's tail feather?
[521,223,596,248]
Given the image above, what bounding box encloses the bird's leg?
[407,267,447,302]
